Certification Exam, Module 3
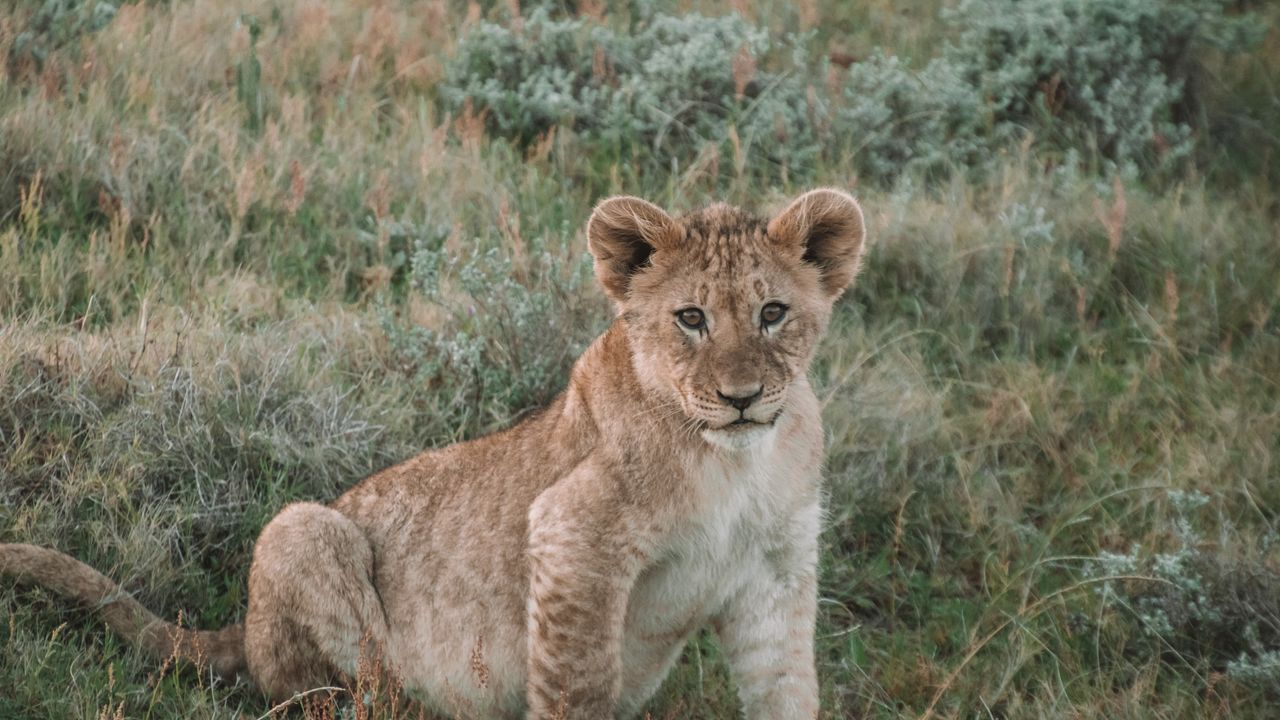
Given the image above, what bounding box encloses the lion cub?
[1,189,866,719]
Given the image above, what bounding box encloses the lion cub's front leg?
[525,461,648,719]
[715,504,822,719]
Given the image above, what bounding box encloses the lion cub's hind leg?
[244,502,390,701]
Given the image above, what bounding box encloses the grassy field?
[2,0,1279,718]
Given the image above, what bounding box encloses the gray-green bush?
[382,216,605,430]
[837,51,988,181]
[940,0,1264,170]
[441,9,823,179]
[8,0,119,68]
[1088,491,1280,694]
[838,0,1264,179]
[443,0,1264,183]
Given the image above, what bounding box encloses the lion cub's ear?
[587,196,682,302]
[768,188,867,299]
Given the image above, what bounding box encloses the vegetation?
[1,0,1277,718]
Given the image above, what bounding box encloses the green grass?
[2,1,1279,718]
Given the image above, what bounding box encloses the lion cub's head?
[587,189,866,450]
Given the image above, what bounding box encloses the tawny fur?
[0,544,246,679]
[1,189,867,720]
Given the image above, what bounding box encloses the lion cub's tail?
[0,543,247,679]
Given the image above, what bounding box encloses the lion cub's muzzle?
[693,382,786,432]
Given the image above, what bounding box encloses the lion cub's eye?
[760,303,788,327]
[676,308,706,331]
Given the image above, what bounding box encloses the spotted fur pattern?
[0,189,867,719]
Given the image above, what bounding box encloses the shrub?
[837,51,987,182]
[441,9,824,179]
[380,216,606,434]
[940,0,1263,169]
[1088,491,1280,693]
[445,1,1263,185]
[9,0,119,69]
[838,0,1263,179]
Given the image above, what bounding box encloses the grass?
[2,0,1279,718]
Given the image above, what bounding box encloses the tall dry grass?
[2,1,1278,718]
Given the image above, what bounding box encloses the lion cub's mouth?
[703,413,782,450]
[721,413,780,431]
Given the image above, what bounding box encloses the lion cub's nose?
[716,386,763,411]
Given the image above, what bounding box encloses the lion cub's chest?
[623,440,802,665]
